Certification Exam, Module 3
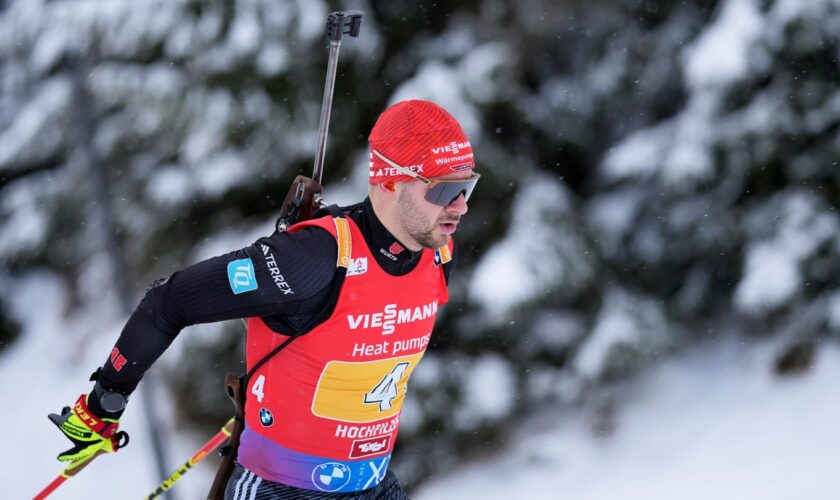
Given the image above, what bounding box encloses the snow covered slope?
[416,340,840,500]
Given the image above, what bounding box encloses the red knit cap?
[368,100,475,184]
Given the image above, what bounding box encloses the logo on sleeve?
[110,347,127,372]
[260,244,294,295]
[227,258,258,294]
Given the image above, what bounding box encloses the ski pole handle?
[144,418,235,500]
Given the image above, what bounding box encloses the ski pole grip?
[327,10,364,41]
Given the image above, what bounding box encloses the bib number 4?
[251,374,266,403]
[364,362,409,411]
[311,354,423,422]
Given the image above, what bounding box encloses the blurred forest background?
[3,0,840,495]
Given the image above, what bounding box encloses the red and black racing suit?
[89,198,456,498]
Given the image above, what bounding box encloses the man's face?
[394,172,471,249]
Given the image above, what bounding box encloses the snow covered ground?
[416,340,840,500]
[6,271,840,498]
[4,273,215,499]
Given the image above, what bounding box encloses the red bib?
[238,215,451,491]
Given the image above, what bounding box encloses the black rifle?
[275,10,364,232]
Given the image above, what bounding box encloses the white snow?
[0,173,51,255]
[0,78,71,170]
[256,42,291,76]
[574,287,671,380]
[293,0,328,43]
[227,5,261,56]
[601,124,665,181]
[454,354,516,428]
[416,339,840,500]
[602,0,775,191]
[661,98,715,188]
[602,95,718,190]
[735,191,838,314]
[469,172,587,321]
[459,42,510,104]
[181,89,236,164]
[683,0,765,89]
[195,150,251,198]
[585,187,645,257]
[1,274,216,500]
[735,242,801,313]
[145,165,192,205]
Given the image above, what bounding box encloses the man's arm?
[89,226,337,414]
[49,225,339,470]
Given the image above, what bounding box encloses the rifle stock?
[206,375,245,500]
[275,175,324,232]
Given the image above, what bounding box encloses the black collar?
[346,198,422,276]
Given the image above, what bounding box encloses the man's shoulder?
[257,224,337,251]
[243,226,339,300]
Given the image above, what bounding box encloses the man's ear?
[383,181,395,192]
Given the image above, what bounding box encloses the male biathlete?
[49,99,480,499]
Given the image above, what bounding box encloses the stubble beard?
[397,189,449,249]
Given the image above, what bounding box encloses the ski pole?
[34,472,70,500]
[33,447,111,500]
[144,418,235,500]
[33,474,67,500]
[34,429,129,500]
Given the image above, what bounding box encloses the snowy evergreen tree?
[590,0,840,371]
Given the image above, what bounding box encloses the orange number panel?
[311,353,424,423]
